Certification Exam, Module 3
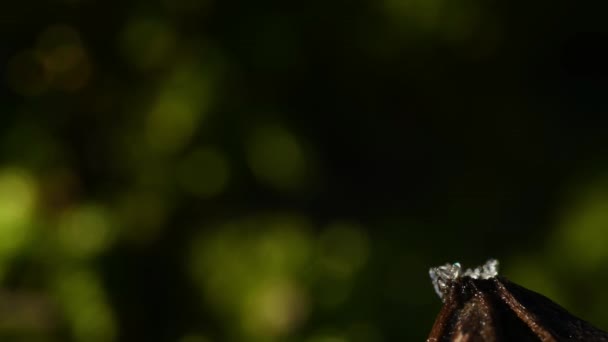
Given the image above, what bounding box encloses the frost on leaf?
[429,259,499,302]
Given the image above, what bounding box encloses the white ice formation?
[429,259,499,302]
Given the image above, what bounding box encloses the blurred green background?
[2,1,608,341]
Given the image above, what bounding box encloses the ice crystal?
[429,259,499,301]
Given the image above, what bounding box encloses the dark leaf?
[428,261,608,342]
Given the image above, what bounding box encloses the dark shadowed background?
[1,1,608,341]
